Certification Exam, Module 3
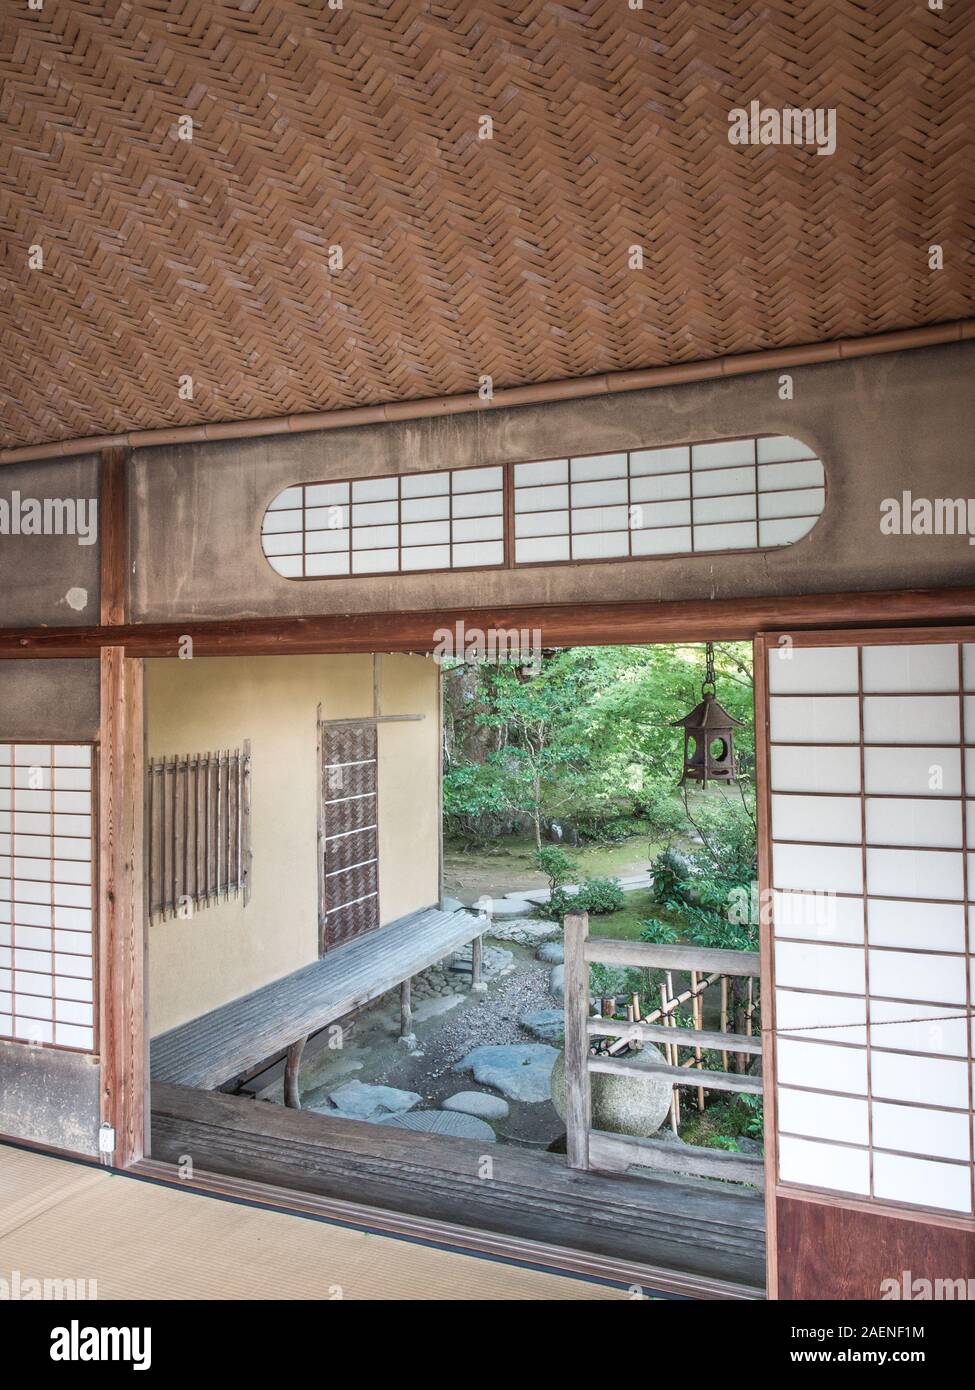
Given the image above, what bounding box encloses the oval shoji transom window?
[261,436,824,578]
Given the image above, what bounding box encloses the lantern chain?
[702,641,716,694]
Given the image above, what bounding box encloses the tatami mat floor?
[0,1146,627,1300]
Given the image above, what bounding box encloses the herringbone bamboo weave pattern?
[0,0,972,449]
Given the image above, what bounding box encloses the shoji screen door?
[757,630,975,1299]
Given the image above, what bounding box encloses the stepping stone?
[385,1110,497,1143]
[486,919,562,947]
[487,898,530,917]
[441,895,465,912]
[520,1008,565,1042]
[520,889,551,905]
[453,1044,558,1102]
[326,1080,421,1119]
[548,963,565,1002]
[536,941,564,964]
[442,1091,510,1120]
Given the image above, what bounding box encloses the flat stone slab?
[519,1008,565,1042]
[452,1044,558,1102]
[537,941,564,964]
[548,963,565,1001]
[442,1091,510,1120]
[326,1079,421,1119]
[385,1110,497,1143]
[486,898,530,917]
[486,919,562,946]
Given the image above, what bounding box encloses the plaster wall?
[129,344,975,623]
[146,653,439,1036]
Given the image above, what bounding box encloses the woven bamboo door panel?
[321,723,379,952]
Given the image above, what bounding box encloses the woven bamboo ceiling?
[1,0,973,451]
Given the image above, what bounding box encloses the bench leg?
[398,977,418,1049]
[284,1036,307,1109]
[471,934,487,993]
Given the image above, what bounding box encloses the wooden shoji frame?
[0,739,97,1052]
[756,626,975,1296]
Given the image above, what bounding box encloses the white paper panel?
[771,793,862,844]
[693,520,757,552]
[570,453,627,482]
[770,745,861,793]
[306,529,350,554]
[772,842,863,895]
[514,458,567,486]
[401,545,450,571]
[767,646,859,695]
[772,890,865,944]
[872,1152,972,1213]
[400,471,449,498]
[629,446,689,475]
[630,526,692,556]
[758,458,824,488]
[868,948,967,1006]
[305,552,351,577]
[865,796,963,849]
[863,696,960,745]
[692,465,755,498]
[692,439,755,469]
[778,1135,871,1195]
[963,643,975,690]
[759,517,818,546]
[864,746,961,796]
[777,1088,870,1146]
[867,898,966,953]
[871,1102,971,1162]
[629,472,689,503]
[515,536,570,564]
[756,435,818,463]
[870,1051,968,1108]
[775,940,866,994]
[515,509,568,538]
[777,1038,869,1095]
[775,987,867,1043]
[758,487,824,520]
[692,493,756,525]
[869,1000,969,1055]
[632,500,691,529]
[861,644,960,693]
[571,532,629,560]
[865,847,964,901]
[770,696,859,743]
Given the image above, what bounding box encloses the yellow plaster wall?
[146,653,440,1036]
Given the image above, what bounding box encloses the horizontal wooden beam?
[585,940,761,977]
[589,1131,765,1188]
[589,1056,763,1094]
[588,1018,763,1055]
[1,585,974,659]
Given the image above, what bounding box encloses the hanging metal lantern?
[671,642,744,788]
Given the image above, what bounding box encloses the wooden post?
[471,933,486,992]
[99,446,130,627]
[563,912,592,1171]
[284,1036,306,1109]
[400,976,413,1037]
[98,648,145,1167]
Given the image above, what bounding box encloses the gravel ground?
[295,940,566,1148]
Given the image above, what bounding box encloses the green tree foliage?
[443,643,754,844]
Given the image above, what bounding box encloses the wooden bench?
[150,906,484,1105]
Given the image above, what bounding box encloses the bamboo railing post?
[720,975,729,1071]
[691,969,705,1112]
[563,912,592,1171]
